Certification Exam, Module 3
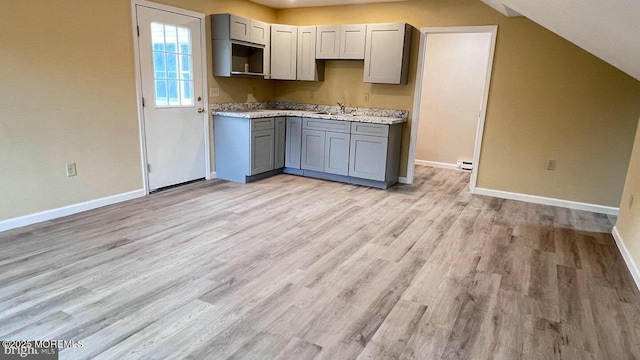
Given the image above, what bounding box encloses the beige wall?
[617,118,640,264]
[276,0,640,207]
[0,0,273,221]
[0,0,141,220]
[416,32,492,165]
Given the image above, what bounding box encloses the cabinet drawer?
[303,118,351,133]
[350,122,389,137]
[251,118,274,131]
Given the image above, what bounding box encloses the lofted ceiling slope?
[482,0,640,80]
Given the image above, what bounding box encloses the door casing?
[130,0,211,194]
[406,26,497,193]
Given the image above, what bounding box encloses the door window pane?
[166,53,178,79]
[155,80,168,106]
[151,22,194,107]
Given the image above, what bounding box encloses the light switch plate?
[66,163,77,177]
[209,88,220,97]
[546,159,556,170]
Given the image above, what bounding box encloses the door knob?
[197,108,205,113]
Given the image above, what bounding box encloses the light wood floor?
[1,166,638,360]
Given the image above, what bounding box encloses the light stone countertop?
[212,109,407,125]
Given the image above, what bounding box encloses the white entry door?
[136,5,206,191]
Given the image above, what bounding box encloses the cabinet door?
[301,129,325,172]
[229,15,252,42]
[271,25,297,80]
[285,117,302,169]
[251,129,275,175]
[364,23,410,84]
[274,117,286,169]
[340,24,366,59]
[324,131,350,176]
[349,134,388,181]
[297,26,319,81]
[316,25,341,59]
[250,19,270,45]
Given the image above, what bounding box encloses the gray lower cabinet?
[216,114,402,188]
[324,131,350,175]
[285,117,302,168]
[301,129,326,172]
[251,129,274,175]
[348,122,402,186]
[214,116,277,183]
[274,117,286,169]
[301,119,351,175]
[349,134,388,181]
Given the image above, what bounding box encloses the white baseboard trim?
[415,160,458,170]
[612,226,640,292]
[0,189,146,233]
[209,171,217,179]
[398,176,409,184]
[473,187,619,215]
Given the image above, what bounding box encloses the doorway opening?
[407,26,497,192]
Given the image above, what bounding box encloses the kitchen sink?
[313,111,353,116]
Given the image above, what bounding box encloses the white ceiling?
[480,0,522,17]
[488,0,640,80]
[249,0,407,9]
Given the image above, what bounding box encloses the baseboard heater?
[457,160,473,172]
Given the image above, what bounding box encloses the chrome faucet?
[337,102,346,114]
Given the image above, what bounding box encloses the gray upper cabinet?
[213,14,270,46]
[316,25,366,60]
[228,15,252,42]
[285,117,303,169]
[315,26,340,59]
[271,24,298,80]
[214,16,411,84]
[363,23,412,84]
[340,25,366,59]
[211,14,269,77]
[250,19,270,45]
[297,26,324,81]
[274,117,286,169]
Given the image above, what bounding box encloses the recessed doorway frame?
[406,26,497,193]
[130,0,211,195]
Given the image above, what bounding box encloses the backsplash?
[211,102,408,119]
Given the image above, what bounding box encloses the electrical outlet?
[630,194,635,209]
[364,93,370,103]
[546,159,556,171]
[209,87,220,97]
[309,91,314,98]
[66,163,77,177]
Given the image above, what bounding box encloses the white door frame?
[130,0,211,194]
[406,26,497,193]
